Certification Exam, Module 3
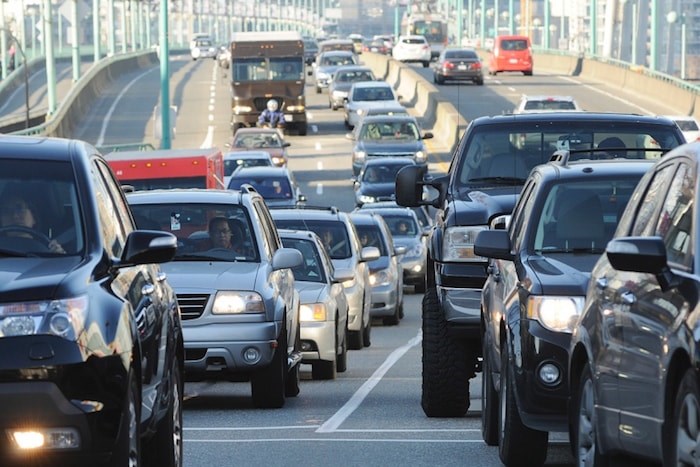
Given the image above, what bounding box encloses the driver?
[207,217,244,254]
[0,193,65,253]
[258,99,285,128]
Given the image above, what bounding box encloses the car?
[217,43,231,68]
[347,33,365,54]
[279,229,350,380]
[394,112,687,418]
[514,95,583,114]
[363,39,389,55]
[190,37,217,60]
[348,114,432,174]
[327,65,376,111]
[302,37,319,65]
[473,153,654,465]
[349,212,404,325]
[433,48,484,85]
[665,115,700,142]
[361,102,410,120]
[568,141,700,467]
[373,34,395,51]
[226,166,306,208]
[317,38,355,55]
[344,81,403,130]
[270,206,378,350]
[357,200,434,232]
[127,187,304,409]
[392,35,431,68]
[488,35,533,75]
[190,32,212,50]
[355,204,428,294]
[228,127,291,167]
[0,135,183,465]
[312,51,359,94]
[352,157,417,207]
[223,150,273,188]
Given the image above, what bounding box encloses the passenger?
[0,191,65,253]
[365,167,381,183]
[396,220,410,236]
[258,99,285,128]
[208,217,242,253]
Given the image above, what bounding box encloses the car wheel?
[475,79,484,86]
[383,300,401,326]
[285,323,301,397]
[251,323,287,408]
[415,276,427,294]
[113,368,141,466]
[297,122,308,136]
[398,301,405,320]
[312,323,337,380]
[316,86,322,94]
[331,103,338,111]
[362,311,372,347]
[435,74,444,85]
[337,319,348,372]
[498,344,548,466]
[143,359,183,467]
[572,362,609,467]
[422,61,430,68]
[481,337,499,446]
[421,287,474,417]
[523,70,533,76]
[667,368,700,466]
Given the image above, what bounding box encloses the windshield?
[228,176,293,200]
[532,178,642,254]
[410,21,447,42]
[382,215,418,237]
[281,237,327,283]
[274,219,352,259]
[321,54,356,67]
[0,161,84,257]
[352,86,394,101]
[360,120,420,141]
[233,57,303,81]
[455,123,685,187]
[129,203,258,262]
[233,133,283,149]
[355,224,388,256]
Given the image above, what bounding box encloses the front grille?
[367,152,414,159]
[177,293,210,320]
[253,97,284,112]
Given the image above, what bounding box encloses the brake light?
[471,62,482,70]
[444,62,455,70]
[422,45,430,50]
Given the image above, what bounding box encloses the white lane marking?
[508,86,516,92]
[315,141,322,150]
[317,161,323,170]
[185,438,484,443]
[208,114,213,122]
[316,183,323,195]
[208,104,214,111]
[186,426,320,431]
[316,332,422,433]
[184,426,475,433]
[96,68,155,146]
[200,125,214,148]
[307,111,314,120]
[311,124,318,133]
[558,75,653,115]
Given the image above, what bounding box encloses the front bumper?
[369,284,399,318]
[300,320,336,363]
[182,321,280,377]
[401,256,426,285]
[344,282,364,332]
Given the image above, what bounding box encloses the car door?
[617,161,695,457]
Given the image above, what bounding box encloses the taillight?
[471,62,482,70]
[423,45,430,50]
[444,62,455,70]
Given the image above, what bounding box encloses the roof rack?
[549,149,570,165]
[239,183,259,195]
[268,205,339,214]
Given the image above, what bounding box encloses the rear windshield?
[499,39,528,51]
[352,86,394,101]
[445,50,478,59]
[274,219,351,259]
[228,176,293,200]
[321,54,357,66]
[281,237,327,283]
[381,215,419,237]
[455,122,685,187]
[524,100,576,111]
[676,120,699,131]
[402,38,427,45]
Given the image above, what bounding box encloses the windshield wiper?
[0,248,34,258]
[467,177,527,185]
[174,253,236,261]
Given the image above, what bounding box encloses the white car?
[392,35,431,68]
[513,95,582,114]
[344,81,403,130]
[190,38,217,60]
[665,115,700,143]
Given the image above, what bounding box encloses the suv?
[270,206,377,350]
[394,112,687,418]
[514,95,582,114]
[473,153,654,465]
[127,187,304,409]
[0,135,183,465]
[568,142,700,466]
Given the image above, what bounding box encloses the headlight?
[300,303,327,321]
[271,155,286,165]
[442,225,488,262]
[526,296,584,333]
[287,105,305,112]
[358,194,376,204]
[356,108,365,115]
[0,296,88,341]
[415,150,427,163]
[370,268,394,287]
[233,105,252,113]
[353,151,367,163]
[403,243,424,259]
[212,291,264,314]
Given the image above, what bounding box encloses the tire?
[362,302,372,348]
[251,324,287,408]
[415,276,426,294]
[422,61,430,68]
[337,320,348,373]
[316,86,321,94]
[331,102,338,111]
[285,323,301,397]
[481,339,498,446]
[297,122,308,136]
[572,363,609,467]
[383,301,401,326]
[475,79,484,86]
[111,369,141,467]
[435,75,444,85]
[666,368,700,466]
[143,361,183,467]
[524,70,533,76]
[398,302,404,320]
[498,344,548,466]
[421,287,475,417]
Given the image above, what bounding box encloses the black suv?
[473,153,654,466]
[568,141,700,466]
[0,135,183,466]
[395,112,687,418]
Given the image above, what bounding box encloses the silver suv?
[127,186,303,409]
[271,206,377,350]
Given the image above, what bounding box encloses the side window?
[630,164,677,237]
[95,160,134,233]
[509,178,537,250]
[252,201,277,258]
[655,162,694,269]
[91,161,126,257]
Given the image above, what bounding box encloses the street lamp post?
[0,28,30,129]
[666,10,686,80]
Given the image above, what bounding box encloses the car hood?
[349,100,401,111]
[162,261,261,291]
[331,82,353,93]
[392,236,421,249]
[451,190,521,225]
[526,255,595,296]
[295,282,326,304]
[357,140,423,153]
[358,182,395,198]
[0,256,83,301]
[317,65,342,75]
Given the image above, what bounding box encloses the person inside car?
[258,99,285,128]
[207,217,245,254]
[0,190,65,253]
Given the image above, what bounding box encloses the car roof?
[360,114,417,124]
[358,205,417,217]
[319,50,355,56]
[334,65,373,73]
[350,81,393,90]
[223,150,272,160]
[348,211,385,226]
[270,206,344,222]
[399,35,427,41]
[233,128,283,136]
[533,158,656,182]
[0,134,89,162]
[126,188,252,205]
[229,166,291,177]
[278,228,323,243]
[521,95,576,102]
[362,157,417,168]
[470,112,678,126]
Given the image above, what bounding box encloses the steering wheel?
[0,226,52,247]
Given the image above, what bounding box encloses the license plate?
[284,114,292,122]
[509,58,518,64]
[457,65,467,71]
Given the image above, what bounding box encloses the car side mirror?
[283,142,291,148]
[394,245,407,256]
[422,132,434,140]
[345,132,355,140]
[361,246,380,262]
[332,267,355,284]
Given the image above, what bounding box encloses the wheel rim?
[172,374,183,467]
[577,378,596,467]
[676,392,700,466]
